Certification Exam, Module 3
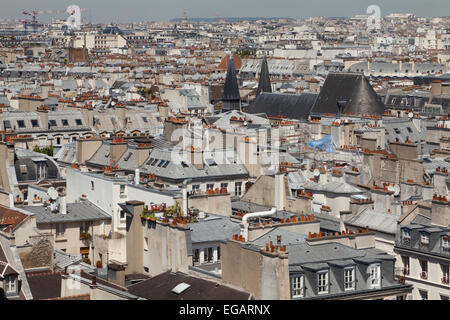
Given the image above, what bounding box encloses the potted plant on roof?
[80,232,92,242]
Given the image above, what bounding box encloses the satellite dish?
[408,112,414,119]
[47,187,58,201]
[313,169,320,177]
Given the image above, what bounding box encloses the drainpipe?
[182,178,192,217]
[240,207,277,242]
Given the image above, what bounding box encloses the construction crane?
[13,7,86,34]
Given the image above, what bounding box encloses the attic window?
[19,164,27,174]
[171,282,191,295]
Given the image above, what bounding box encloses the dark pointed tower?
[256,56,272,96]
[222,55,241,111]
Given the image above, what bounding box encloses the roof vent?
[171,282,191,295]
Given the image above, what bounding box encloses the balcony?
[442,277,449,285]
[420,271,428,280]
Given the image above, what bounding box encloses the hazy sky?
[1,0,449,23]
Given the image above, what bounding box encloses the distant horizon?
[0,0,449,24]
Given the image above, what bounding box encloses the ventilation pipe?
[59,196,67,215]
[135,168,140,185]
[182,178,192,217]
[240,207,276,242]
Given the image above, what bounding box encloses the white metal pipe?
[240,207,277,241]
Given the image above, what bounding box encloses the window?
[419,290,428,300]
[144,237,149,251]
[157,160,165,167]
[61,119,69,126]
[344,267,356,290]
[420,233,430,250]
[442,237,450,255]
[401,228,411,246]
[291,274,304,298]
[80,247,89,259]
[80,222,89,234]
[402,256,410,275]
[317,271,329,294]
[193,249,200,264]
[191,185,200,194]
[235,182,242,196]
[17,120,25,128]
[4,275,16,294]
[31,119,39,127]
[441,264,449,284]
[368,264,381,289]
[56,223,66,236]
[420,260,428,279]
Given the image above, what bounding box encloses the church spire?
[256,56,272,96]
[222,54,241,111]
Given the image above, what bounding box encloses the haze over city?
[1,0,450,23]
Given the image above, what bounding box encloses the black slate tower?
[222,55,241,111]
[256,56,272,96]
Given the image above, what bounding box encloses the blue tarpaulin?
[308,135,335,153]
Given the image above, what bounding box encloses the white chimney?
[274,173,285,210]
[59,196,67,215]
[135,168,140,185]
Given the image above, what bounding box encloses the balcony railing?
[420,271,428,280]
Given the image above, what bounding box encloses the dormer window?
[4,275,17,295]
[420,233,430,251]
[442,237,450,255]
[317,270,329,294]
[344,266,356,291]
[290,273,304,298]
[368,263,381,289]
[401,228,411,246]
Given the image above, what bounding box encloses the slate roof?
[346,208,400,234]
[246,92,318,120]
[250,228,307,247]
[23,201,111,224]
[310,72,385,115]
[188,215,240,243]
[127,271,252,300]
